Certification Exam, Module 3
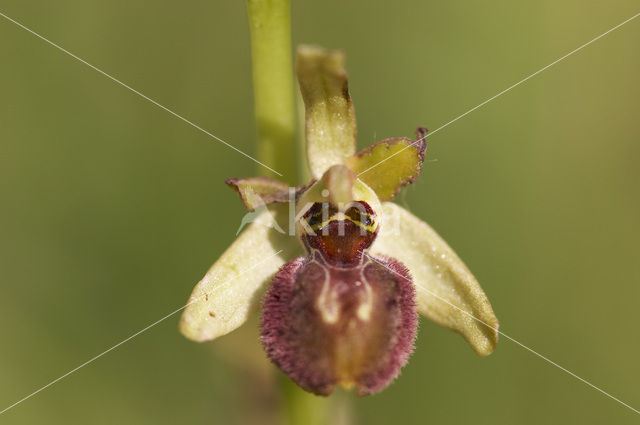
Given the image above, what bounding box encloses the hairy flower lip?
[260,252,417,396]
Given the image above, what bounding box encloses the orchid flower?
[179,45,498,396]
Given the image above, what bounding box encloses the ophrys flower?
[180,45,498,396]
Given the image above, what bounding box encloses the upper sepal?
[296,45,357,179]
[347,127,428,201]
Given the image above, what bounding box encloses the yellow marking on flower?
[306,212,377,234]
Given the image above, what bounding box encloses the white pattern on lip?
[356,281,374,322]
[315,264,338,324]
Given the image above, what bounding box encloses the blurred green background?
[1,1,639,424]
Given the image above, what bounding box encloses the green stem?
[246,0,298,183]
[279,375,331,425]
[246,1,331,424]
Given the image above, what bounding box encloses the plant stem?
[246,1,332,424]
[246,0,298,183]
[279,375,330,425]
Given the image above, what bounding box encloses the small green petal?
[347,128,427,201]
[225,176,291,211]
[296,45,356,179]
[180,205,301,342]
[371,202,499,356]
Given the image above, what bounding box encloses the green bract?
[179,45,498,361]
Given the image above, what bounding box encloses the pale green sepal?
[179,205,300,342]
[296,45,356,179]
[370,202,499,356]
